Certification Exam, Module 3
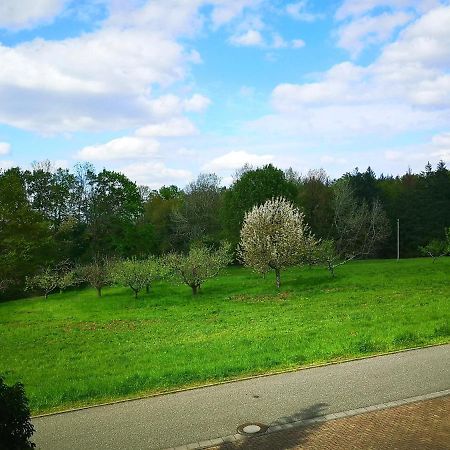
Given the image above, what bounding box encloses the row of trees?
[1,160,449,300]
[26,243,232,299]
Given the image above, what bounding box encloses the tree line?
[1,160,449,300]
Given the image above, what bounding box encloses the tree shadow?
[214,402,329,450]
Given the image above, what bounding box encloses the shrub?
[0,376,35,450]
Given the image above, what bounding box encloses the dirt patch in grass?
[228,291,291,303]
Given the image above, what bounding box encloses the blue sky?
[0,0,449,187]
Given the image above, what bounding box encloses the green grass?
[1,258,449,414]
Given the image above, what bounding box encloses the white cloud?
[0,142,11,155]
[229,29,263,46]
[0,160,14,170]
[271,33,288,49]
[0,1,213,134]
[336,11,413,56]
[183,94,211,112]
[0,0,67,30]
[292,39,306,48]
[286,1,321,22]
[432,132,450,147]
[203,150,273,171]
[335,0,439,21]
[121,161,192,189]
[210,0,263,28]
[431,131,450,161]
[229,29,300,49]
[239,85,255,96]
[254,6,450,139]
[78,136,160,161]
[335,0,443,56]
[136,117,197,138]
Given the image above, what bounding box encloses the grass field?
[1,258,449,414]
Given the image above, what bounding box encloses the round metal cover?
[237,422,268,436]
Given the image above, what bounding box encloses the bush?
[0,376,35,449]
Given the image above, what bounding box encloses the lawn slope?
[1,258,449,414]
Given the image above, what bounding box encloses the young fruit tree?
[164,242,231,295]
[111,257,161,298]
[419,229,450,262]
[25,267,59,299]
[238,197,317,288]
[78,258,112,297]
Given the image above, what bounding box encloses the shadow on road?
[212,402,329,450]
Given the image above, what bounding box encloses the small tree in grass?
[314,239,343,277]
[25,267,59,299]
[164,242,231,295]
[239,197,317,288]
[111,257,161,299]
[419,239,448,262]
[419,229,450,262]
[78,258,112,297]
[0,376,35,449]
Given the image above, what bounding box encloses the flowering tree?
[239,197,317,288]
[111,256,163,298]
[78,258,112,297]
[25,267,59,299]
[164,242,231,295]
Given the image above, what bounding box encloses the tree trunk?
[327,262,335,278]
[146,284,150,294]
[275,268,281,289]
[44,292,48,299]
[134,289,138,299]
[96,287,102,297]
[191,284,198,295]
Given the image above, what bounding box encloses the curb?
[33,342,449,418]
[168,389,450,450]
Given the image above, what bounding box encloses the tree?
[332,180,389,261]
[142,186,183,254]
[223,165,299,248]
[25,267,59,299]
[314,240,343,277]
[111,257,162,298]
[86,170,143,257]
[297,169,333,239]
[0,168,52,299]
[419,239,448,262]
[239,197,317,288]
[164,243,231,295]
[171,173,223,247]
[0,376,35,449]
[78,258,112,297]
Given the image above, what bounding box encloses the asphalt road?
[32,344,450,450]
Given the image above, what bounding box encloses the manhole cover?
[237,422,268,436]
[243,424,261,433]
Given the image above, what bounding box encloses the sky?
[0,0,449,188]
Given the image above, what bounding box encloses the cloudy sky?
[0,0,449,187]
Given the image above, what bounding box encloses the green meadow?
[1,258,449,414]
